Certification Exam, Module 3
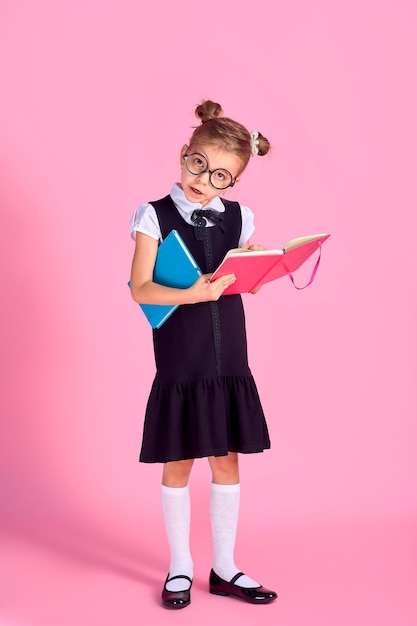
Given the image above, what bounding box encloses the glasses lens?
[209,169,233,190]
[184,153,233,189]
[185,153,208,175]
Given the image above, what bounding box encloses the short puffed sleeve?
[239,205,255,247]
[129,203,161,241]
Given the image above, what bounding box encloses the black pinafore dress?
[139,195,271,463]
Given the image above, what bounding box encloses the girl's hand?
[189,273,236,303]
[248,244,266,252]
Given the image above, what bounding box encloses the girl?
[129,100,277,609]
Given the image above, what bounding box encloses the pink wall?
[1,1,416,624]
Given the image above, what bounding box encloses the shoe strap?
[166,574,193,585]
[229,571,245,585]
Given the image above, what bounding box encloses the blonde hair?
[189,100,270,172]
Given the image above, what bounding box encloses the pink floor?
[1,513,416,626]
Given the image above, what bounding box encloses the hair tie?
[250,130,259,156]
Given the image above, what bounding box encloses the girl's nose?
[195,171,210,184]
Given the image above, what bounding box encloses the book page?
[284,233,329,251]
[222,247,284,260]
[222,234,329,258]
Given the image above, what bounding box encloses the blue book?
[129,230,202,329]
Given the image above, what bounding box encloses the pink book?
[210,233,330,295]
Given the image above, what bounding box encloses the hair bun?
[256,132,271,157]
[195,100,223,123]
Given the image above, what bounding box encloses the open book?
[210,233,330,295]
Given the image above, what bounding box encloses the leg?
[207,453,277,603]
[161,460,194,600]
[162,458,194,488]
[208,451,239,485]
[208,453,262,589]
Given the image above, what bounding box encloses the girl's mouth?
[190,186,202,196]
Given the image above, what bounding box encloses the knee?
[209,453,239,484]
[162,459,194,487]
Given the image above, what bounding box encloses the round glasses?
[183,153,236,190]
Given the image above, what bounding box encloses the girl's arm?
[129,232,236,305]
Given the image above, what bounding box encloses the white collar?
[169,183,225,221]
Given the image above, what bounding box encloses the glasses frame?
[183,153,236,190]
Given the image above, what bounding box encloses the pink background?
[1,1,416,624]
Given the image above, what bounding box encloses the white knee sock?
[210,482,260,588]
[161,484,193,592]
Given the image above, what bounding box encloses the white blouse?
[129,183,255,248]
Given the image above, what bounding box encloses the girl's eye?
[193,157,205,169]
[214,170,226,180]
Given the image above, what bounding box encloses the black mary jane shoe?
[209,569,277,604]
[162,574,192,609]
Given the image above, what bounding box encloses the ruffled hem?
[139,375,271,463]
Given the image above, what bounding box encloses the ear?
[180,144,188,165]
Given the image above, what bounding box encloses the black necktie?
[191,209,225,232]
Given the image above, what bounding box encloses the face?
[179,143,243,206]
